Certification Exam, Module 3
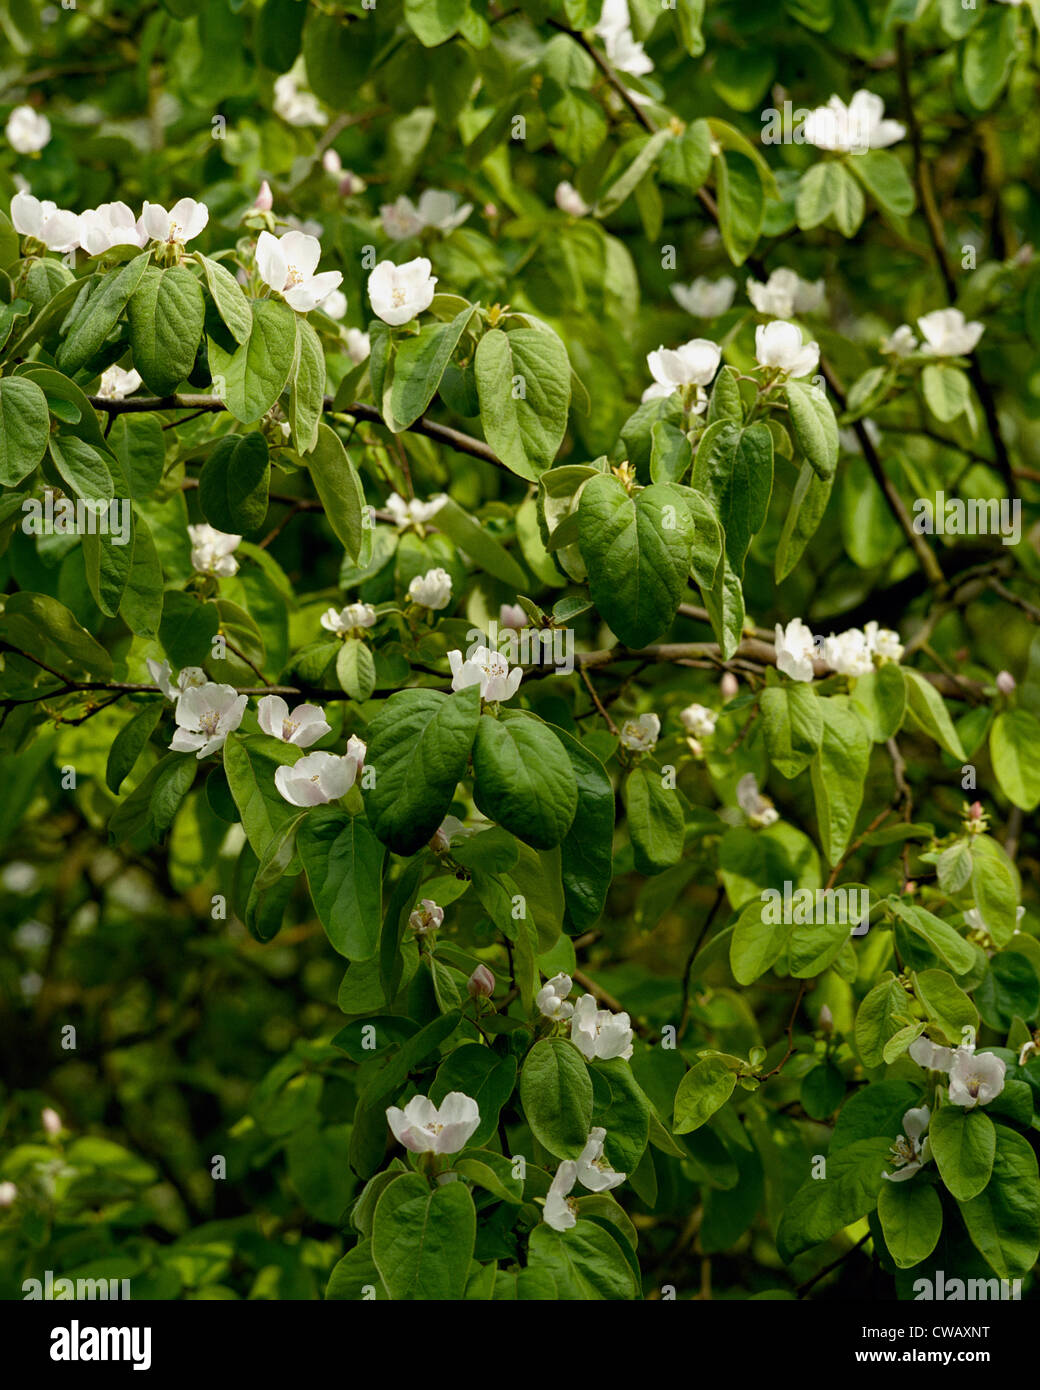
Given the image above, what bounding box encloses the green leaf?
[658,116,711,189]
[578,476,695,647]
[962,3,1018,111]
[56,252,150,375]
[403,0,468,46]
[48,434,114,503]
[715,151,764,265]
[223,731,303,858]
[197,253,252,344]
[474,326,571,481]
[290,315,325,453]
[527,1220,639,1300]
[372,1173,476,1301]
[82,506,134,617]
[760,684,822,779]
[930,1105,995,1202]
[775,460,834,582]
[128,265,205,396]
[106,701,165,794]
[970,834,1022,947]
[158,591,219,668]
[855,974,916,1068]
[336,638,376,702]
[785,381,838,481]
[914,969,978,1045]
[673,1056,736,1134]
[209,298,297,423]
[388,305,476,430]
[776,1137,892,1259]
[730,899,788,985]
[106,413,166,498]
[297,808,384,961]
[958,1126,1040,1279]
[306,422,366,561]
[432,497,527,589]
[847,150,914,216]
[922,364,971,424]
[990,710,1040,812]
[0,376,50,486]
[198,432,270,534]
[472,713,578,851]
[552,726,614,931]
[903,669,966,759]
[519,1038,593,1159]
[109,753,196,848]
[810,696,871,864]
[363,685,481,854]
[692,420,774,575]
[624,765,684,876]
[877,1179,943,1270]
[889,899,976,976]
[0,591,112,677]
[594,128,673,218]
[849,662,906,743]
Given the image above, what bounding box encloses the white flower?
[78,201,145,256]
[576,1126,626,1192]
[680,703,716,739]
[643,339,721,403]
[409,898,444,935]
[995,670,1017,696]
[386,1092,480,1155]
[802,90,905,153]
[10,191,80,251]
[499,603,526,630]
[255,229,342,314]
[737,773,778,828]
[345,327,370,364]
[169,683,247,758]
[273,70,326,127]
[570,992,635,1061]
[138,198,209,246]
[6,105,50,154]
[754,320,820,378]
[320,602,378,636]
[963,905,1024,936]
[1019,1039,1037,1066]
[416,189,473,233]
[448,646,523,702]
[864,621,903,664]
[672,275,737,317]
[880,324,918,357]
[384,491,446,528]
[408,567,452,610]
[746,268,826,318]
[908,1035,956,1072]
[188,523,241,578]
[257,694,330,748]
[916,307,984,357]
[543,1160,579,1230]
[882,1105,932,1182]
[97,365,142,401]
[536,972,574,1021]
[948,1048,1006,1109]
[322,149,342,175]
[147,659,206,702]
[368,257,438,326]
[555,181,591,217]
[380,196,426,240]
[619,712,660,752]
[42,1107,62,1137]
[823,627,874,677]
[274,742,365,806]
[0,1181,17,1207]
[774,617,817,683]
[596,2,653,76]
[320,287,347,320]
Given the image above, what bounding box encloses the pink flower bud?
[968,801,984,821]
[996,670,1016,695]
[467,964,495,998]
[720,671,739,700]
[254,181,273,212]
[483,202,498,219]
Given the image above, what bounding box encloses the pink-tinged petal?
[257,694,288,738]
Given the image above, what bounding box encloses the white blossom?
[570,992,635,1061]
[555,181,591,217]
[170,683,247,758]
[448,646,522,702]
[619,712,660,752]
[908,1036,956,1072]
[671,275,737,317]
[880,324,918,357]
[274,740,365,806]
[42,1107,62,1137]
[320,287,347,320]
[345,327,370,363]
[882,1106,932,1182]
[737,773,778,828]
[499,603,526,630]
[97,365,142,401]
[414,189,473,233]
[543,1160,580,1230]
[746,268,826,318]
[10,191,80,251]
[188,523,241,578]
[408,567,452,610]
[774,617,817,683]
[273,69,326,127]
[864,621,903,664]
[823,626,874,677]
[138,198,209,246]
[576,1126,626,1192]
[917,307,984,357]
[754,320,820,378]
[6,105,50,154]
[379,196,426,240]
[368,256,438,326]
[948,1047,1006,1109]
[384,491,446,528]
[320,603,378,636]
[386,1092,480,1155]
[257,694,331,748]
[256,229,342,313]
[147,659,207,702]
[680,703,717,739]
[802,90,905,153]
[536,972,574,1022]
[409,898,444,935]
[78,201,145,256]
[595,0,653,76]
[643,339,721,403]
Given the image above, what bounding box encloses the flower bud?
[819,1004,833,1034]
[0,1181,16,1207]
[322,149,342,175]
[429,826,450,853]
[467,964,495,999]
[968,800,984,821]
[720,671,739,701]
[42,1107,61,1137]
[254,180,273,212]
[409,899,444,935]
[996,670,1016,695]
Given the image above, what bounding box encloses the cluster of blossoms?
[880,307,985,359]
[384,491,446,529]
[536,973,635,1061]
[380,190,472,240]
[544,1127,626,1231]
[642,319,819,404]
[272,65,326,127]
[774,616,904,682]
